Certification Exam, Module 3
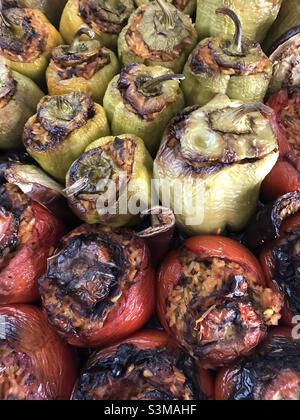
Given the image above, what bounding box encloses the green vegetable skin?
[134,0,197,16]
[65,134,153,227]
[60,0,135,51]
[118,0,197,73]
[196,0,283,43]
[3,0,67,26]
[264,0,300,52]
[104,64,185,155]
[46,28,120,104]
[183,8,272,106]
[0,63,44,149]
[23,92,110,183]
[154,95,279,235]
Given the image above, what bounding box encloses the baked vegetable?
[196,0,283,43]
[59,0,135,51]
[0,5,63,83]
[46,27,119,104]
[157,235,283,367]
[182,8,272,106]
[0,304,77,400]
[118,0,197,73]
[154,95,279,235]
[72,330,213,400]
[23,92,110,183]
[0,183,65,304]
[134,0,196,16]
[65,134,153,227]
[39,224,155,347]
[0,62,43,149]
[103,64,185,154]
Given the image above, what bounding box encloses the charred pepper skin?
[3,0,68,26]
[216,329,300,400]
[183,9,272,107]
[103,64,185,155]
[157,236,283,368]
[46,28,120,104]
[39,224,155,348]
[65,134,153,228]
[196,0,283,44]
[154,95,279,235]
[264,0,300,53]
[0,7,63,84]
[0,63,44,149]
[72,330,214,400]
[134,0,196,16]
[60,0,135,51]
[23,92,110,183]
[0,304,77,400]
[0,183,66,305]
[118,2,198,74]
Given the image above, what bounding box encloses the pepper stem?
[69,27,95,53]
[0,0,11,29]
[216,8,243,55]
[156,0,175,30]
[232,103,274,121]
[142,73,185,93]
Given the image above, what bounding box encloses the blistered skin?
[216,332,300,400]
[23,92,110,183]
[104,64,185,154]
[0,304,77,400]
[60,0,135,50]
[72,331,213,400]
[154,95,279,235]
[3,1,67,26]
[118,3,197,73]
[0,7,63,82]
[39,224,155,347]
[157,236,283,367]
[0,183,65,304]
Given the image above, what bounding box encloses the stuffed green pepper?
[154,95,279,235]
[103,64,185,155]
[65,134,153,227]
[134,0,196,16]
[23,92,110,183]
[118,0,197,73]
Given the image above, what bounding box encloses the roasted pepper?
[134,0,196,16]
[264,0,300,52]
[157,235,283,367]
[103,64,185,155]
[72,330,213,400]
[154,95,279,235]
[23,92,110,183]
[196,0,283,44]
[46,27,119,104]
[59,0,135,51]
[0,62,43,149]
[3,0,67,26]
[65,134,152,227]
[182,8,272,106]
[118,0,197,73]
[39,224,155,347]
[0,5,63,84]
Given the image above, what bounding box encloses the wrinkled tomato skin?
[0,304,77,400]
[261,160,300,202]
[73,330,214,400]
[215,328,298,401]
[260,213,300,326]
[157,236,267,364]
[0,202,66,305]
[47,225,156,348]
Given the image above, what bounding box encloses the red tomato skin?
[0,304,77,400]
[0,202,66,305]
